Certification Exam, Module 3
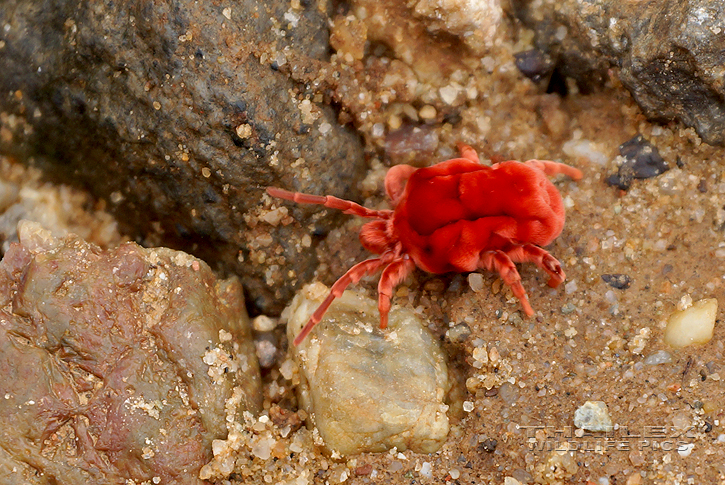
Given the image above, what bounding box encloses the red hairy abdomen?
[394,161,566,273]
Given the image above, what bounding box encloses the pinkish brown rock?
[0,221,261,484]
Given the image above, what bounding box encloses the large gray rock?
[0,0,367,313]
[0,221,261,484]
[514,0,725,146]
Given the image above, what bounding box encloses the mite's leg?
[524,160,583,181]
[293,258,386,346]
[505,244,566,288]
[479,250,534,317]
[266,187,392,219]
[457,143,480,163]
[377,258,416,329]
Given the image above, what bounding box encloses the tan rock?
[286,283,450,455]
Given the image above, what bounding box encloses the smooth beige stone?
[286,283,450,455]
[664,298,718,348]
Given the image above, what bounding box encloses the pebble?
[468,273,484,292]
[439,85,461,105]
[565,280,577,294]
[678,443,695,457]
[574,401,614,432]
[251,436,275,460]
[419,105,437,120]
[286,283,450,455]
[664,298,718,348]
[253,315,277,332]
[446,323,472,343]
[254,336,278,368]
[498,382,519,405]
[561,303,577,314]
[514,49,554,83]
[601,273,631,290]
[561,139,608,166]
[479,438,497,453]
[643,350,673,365]
[420,461,432,478]
[606,135,669,190]
[671,411,691,430]
[384,125,439,165]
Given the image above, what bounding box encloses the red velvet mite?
[268,143,582,345]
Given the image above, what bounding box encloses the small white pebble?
[481,56,495,72]
[574,401,613,432]
[643,350,673,365]
[563,195,575,209]
[260,207,288,226]
[218,329,233,342]
[565,280,578,294]
[274,51,287,67]
[677,443,695,457]
[251,436,275,459]
[676,294,693,311]
[420,461,432,479]
[253,315,277,332]
[664,298,718,348]
[561,139,607,165]
[468,273,484,292]
[279,359,296,380]
[439,85,459,105]
[463,401,474,412]
[672,411,691,430]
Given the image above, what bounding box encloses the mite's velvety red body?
[268,144,582,345]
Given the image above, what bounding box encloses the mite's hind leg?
[479,250,534,317]
[505,243,566,288]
